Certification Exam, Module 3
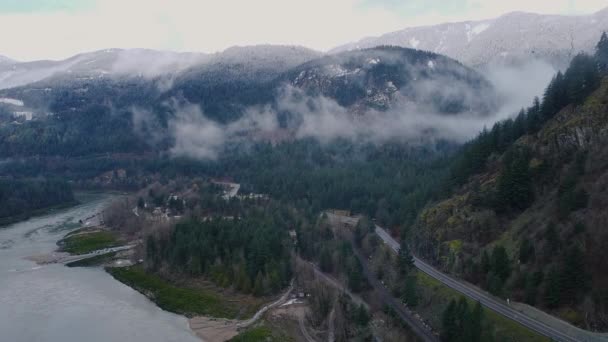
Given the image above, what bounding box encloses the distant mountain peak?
[331,7,608,69]
[0,45,324,90]
[0,55,16,65]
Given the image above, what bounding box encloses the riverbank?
[57,229,120,254]
[1,193,200,342]
[106,265,302,341]
[0,200,79,228]
[106,266,269,319]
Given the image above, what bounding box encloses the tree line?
[144,201,296,296]
[0,178,75,224]
[449,33,608,190]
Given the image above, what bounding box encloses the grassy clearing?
[65,252,116,267]
[106,266,261,319]
[229,326,274,342]
[59,231,119,254]
[229,323,293,342]
[416,271,549,342]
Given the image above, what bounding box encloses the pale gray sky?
[1,0,606,61]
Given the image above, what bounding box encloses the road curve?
[237,280,293,328]
[374,225,603,342]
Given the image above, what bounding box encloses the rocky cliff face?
[413,78,608,330]
[283,46,498,115]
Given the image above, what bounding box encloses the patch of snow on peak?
[0,98,24,106]
[409,37,420,49]
[427,60,435,69]
[466,22,490,43]
[465,24,473,43]
[331,8,608,69]
[324,64,353,77]
[472,23,490,35]
[367,58,380,65]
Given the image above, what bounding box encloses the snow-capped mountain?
[280,47,497,115]
[0,55,16,66]
[331,7,608,69]
[176,45,322,85]
[0,45,321,90]
[0,45,497,125]
[0,49,209,90]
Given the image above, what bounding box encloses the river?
[0,193,200,342]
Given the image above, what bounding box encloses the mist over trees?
[448,34,607,190]
[412,32,608,330]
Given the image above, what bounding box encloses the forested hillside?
[412,33,608,330]
[144,199,296,297]
[0,46,496,160]
[0,179,75,225]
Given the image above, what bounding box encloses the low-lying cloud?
[138,58,559,160]
[163,87,493,159]
[169,103,279,159]
[483,59,557,121]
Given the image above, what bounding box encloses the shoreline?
[38,195,288,341]
[106,265,294,342]
[188,281,293,341]
[0,200,80,228]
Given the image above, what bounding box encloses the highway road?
[374,225,604,342]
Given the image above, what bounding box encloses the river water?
[0,193,199,342]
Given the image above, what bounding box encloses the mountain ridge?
[331,7,608,69]
[0,45,322,90]
[412,44,608,331]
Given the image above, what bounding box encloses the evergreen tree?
[486,272,503,296]
[404,275,418,307]
[491,245,510,282]
[348,259,364,293]
[319,247,333,273]
[480,250,491,275]
[470,302,483,342]
[236,265,252,293]
[541,72,567,120]
[356,304,370,326]
[596,32,608,73]
[496,148,534,211]
[457,297,473,342]
[544,267,561,308]
[145,235,158,270]
[253,272,265,296]
[442,300,458,342]
[398,240,415,274]
[545,223,561,253]
[524,273,538,305]
[442,297,481,342]
[565,53,600,105]
[519,239,535,264]
[560,246,587,304]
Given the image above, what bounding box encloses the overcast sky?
[1,0,607,61]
